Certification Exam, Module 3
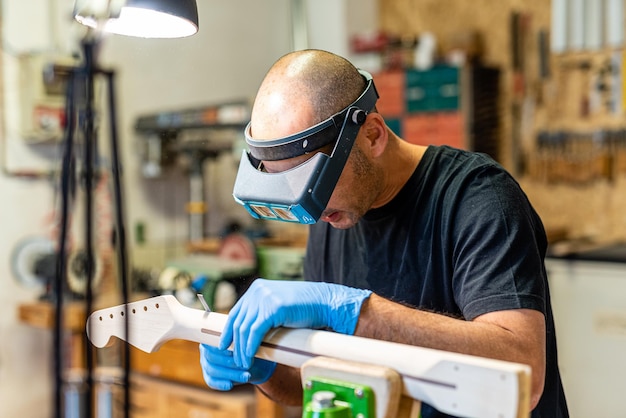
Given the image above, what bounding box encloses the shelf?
[18,301,86,332]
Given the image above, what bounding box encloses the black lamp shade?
[75,0,199,38]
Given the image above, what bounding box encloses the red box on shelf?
[402,112,465,149]
[402,114,437,145]
[373,71,405,117]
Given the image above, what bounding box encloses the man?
[199,49,569,417]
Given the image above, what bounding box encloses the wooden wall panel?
[379,0,550,169]
[379,0,626,246]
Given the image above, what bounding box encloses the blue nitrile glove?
[219,279,372,369]
[199,344,276,391]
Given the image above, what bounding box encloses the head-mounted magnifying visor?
[233,69,379,224]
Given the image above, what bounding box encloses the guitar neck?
[87,295,530,418]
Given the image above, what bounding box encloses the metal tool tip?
[197,293,211,312]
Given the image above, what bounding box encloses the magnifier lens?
[250,205,277,219]
[272,207,299,221]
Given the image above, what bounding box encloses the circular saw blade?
[66,248,104,295]
[218,232,256,263]
[10,236,55,289]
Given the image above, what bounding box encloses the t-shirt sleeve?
[449,166,547,320]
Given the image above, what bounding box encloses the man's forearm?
[257,292,545,409]
[355,293,546,409]
[257,364,302,405]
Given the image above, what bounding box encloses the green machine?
[298,356,417,418]
[303,378,374,418]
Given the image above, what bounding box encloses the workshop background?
[2,0,626,417]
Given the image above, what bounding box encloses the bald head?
[250,50,366,141]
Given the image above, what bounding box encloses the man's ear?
[362,113,388,158]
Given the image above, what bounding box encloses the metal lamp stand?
[54,34,131,418]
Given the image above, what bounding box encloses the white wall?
[306,0,378,58]
[0,1,292,416]
[0,1,380,415]
[546,259,626,417]
[98,0,299,242]
[305,0,380,72]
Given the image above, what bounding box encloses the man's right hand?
[199,344,276,391]
[219,279,371,370]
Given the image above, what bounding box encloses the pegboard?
[378,1,626,244]
[378,0,551,171]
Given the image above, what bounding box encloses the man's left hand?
[199,344,276,391]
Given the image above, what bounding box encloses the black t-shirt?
[304,145,568,417]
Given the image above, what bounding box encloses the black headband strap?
[245,69,379,161]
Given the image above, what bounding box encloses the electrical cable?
[54,66,76,418]
[81,38,96,418]
[76,37,131,418]
[105,69,132,418]
[53,36,132,418]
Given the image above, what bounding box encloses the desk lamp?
[53,2,198,418]
[74,0,199,38]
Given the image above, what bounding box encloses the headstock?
[87,295,184,352]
